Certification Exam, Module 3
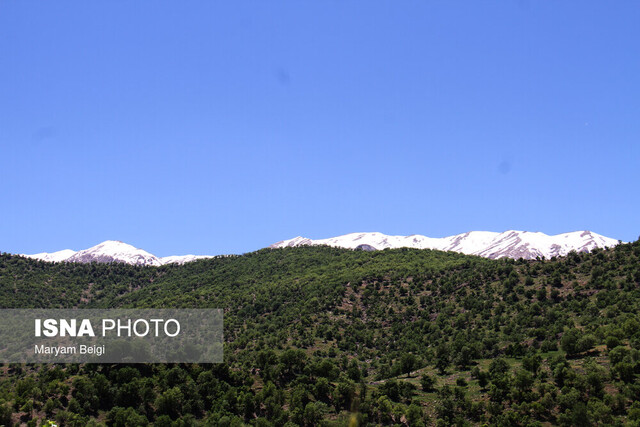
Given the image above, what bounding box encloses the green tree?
[561,328,582,356]
[435,343,450,375]
[400,353,418,377]
[420,374,436,392]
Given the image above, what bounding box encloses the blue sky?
[1,1,639,256]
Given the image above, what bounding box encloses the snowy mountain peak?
[23,241,214,266]
[65,240,163,266]
[270,230,620,260]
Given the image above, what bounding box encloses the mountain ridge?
[19,229,620,265]
[22,240,214,266]
[270,230,620,260]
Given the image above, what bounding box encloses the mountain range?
[270,230,620,260]
[23,240,213,266]
[19,230,619,266]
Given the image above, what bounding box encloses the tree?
[577,334,597,354]
[522,353,542,376]
[313,377,331,403]
[303,402,324,426]
[561,328,582,356]
[377,396,393,424]
[406,403,425,427]
[241,392,255,421]
[347,359,361,382]
[0,404,12,426]
[513,369,534,395]
[455,346,474,369]
[435,343,450,375]
[613,362,635,383]
[489,358,510,380]
[571,402,590,427]
[475,370,490,390]
[106,407,149,427]
[400,353,418,377]
[155,387,183,419]
[605,335,621,350]
[420,374,436,392]
[332,380,355,411]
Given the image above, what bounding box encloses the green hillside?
[1,240,640,426]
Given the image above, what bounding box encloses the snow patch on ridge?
[160,255,213,265]
[24,249,77,263]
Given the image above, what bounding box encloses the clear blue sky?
[1,1,639,256]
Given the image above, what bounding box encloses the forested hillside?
[1,239,640,426]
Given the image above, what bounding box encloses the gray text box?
[0,309,223,363]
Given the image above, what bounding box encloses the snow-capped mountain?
[20,230,621,265]
[23,241,214,266]
[64,241,163,266]
[270,230,620,260]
